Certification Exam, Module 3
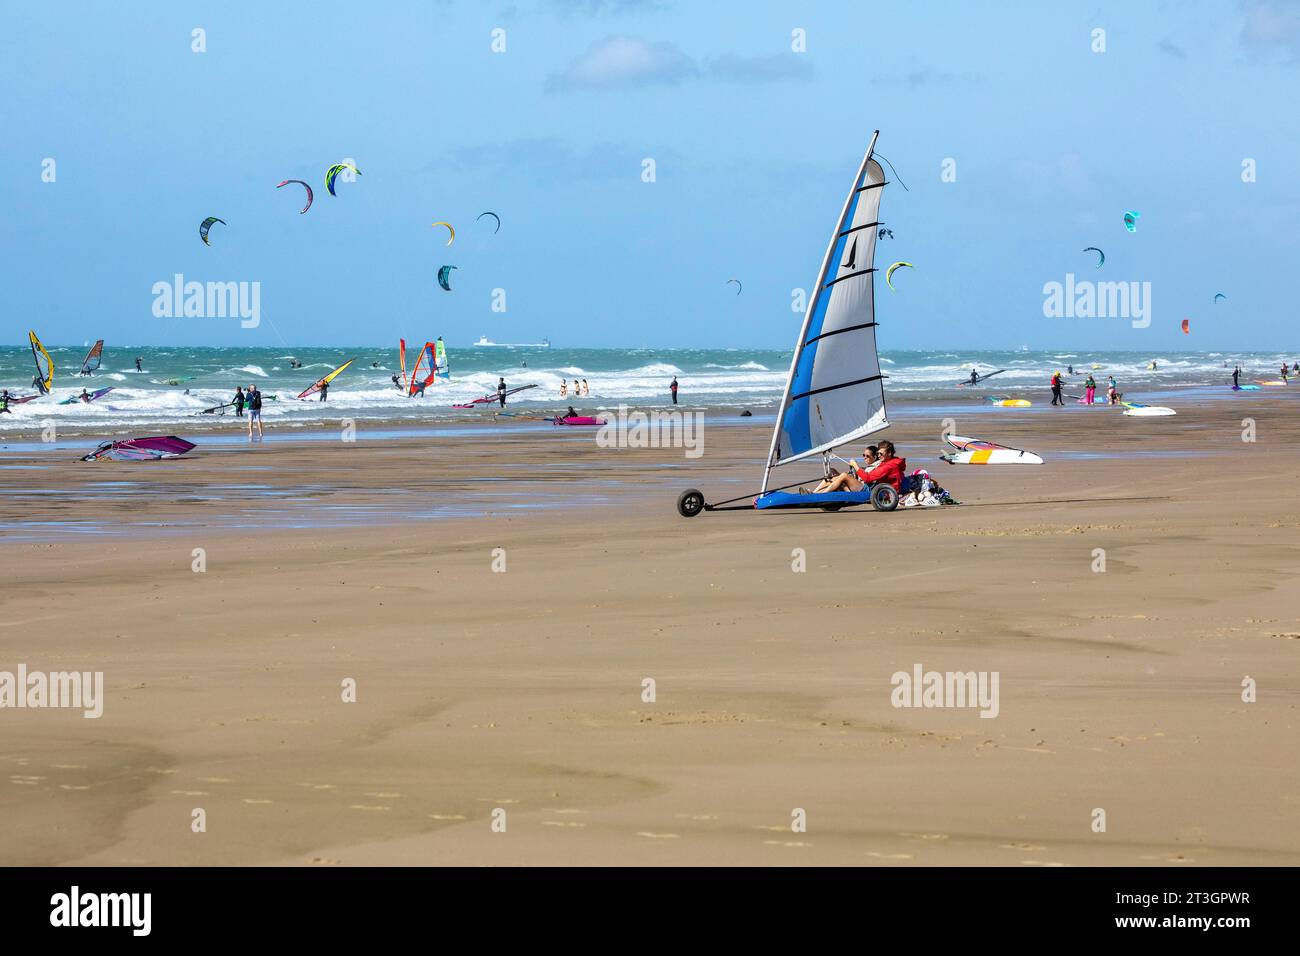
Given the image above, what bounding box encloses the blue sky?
[3,0,1298,349]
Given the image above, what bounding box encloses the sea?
[0,345,1289,432]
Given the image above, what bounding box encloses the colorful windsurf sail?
[297,358,354,399]
[80,339,104,374]
[764,131,889,485]
[59,386,114,405]
[29,331,53,393]
[434,338,449,380]
[80,436,196,461]
[399,338,408,392]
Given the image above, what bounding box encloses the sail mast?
[761,131,881,493]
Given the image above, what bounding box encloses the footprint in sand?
[199,777,233,784]
[170,790,208,796]
[349,805,391,812]
[50,763,86,770]
[1001,842,1046,851]
[308,857,341,866]
[637,832,680,840]
[58,784,92,791]
[10,775,45,785]
[676,814,718,821]
[242,799,273,805]
[753,825,791,832]
[364,792,402,799]
[428,814,466,821]
[865,851,914,860]
[900,832,950,842]
[1023,861,1070,867]
[296,783,337,791]
[542,820,587,828]
[548,808,587,815]
[763,840,813,848]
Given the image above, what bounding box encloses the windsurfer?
[134,357,143,372]
[32,375,48,395]
[247,384,264,440]
[497,378,508,407]
[391,374,402,391]
[319,379,329,402]
[968,370,978,385]
[79,388,91,403]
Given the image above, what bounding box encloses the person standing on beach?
[1107,375,1119,404]
[497,377,508,408]
[670,376,679,405]
[1281,362,1289,383]
[247,384,264,441]
[1084,373,1096,404]
[233,386,245,417]
[1232,366,1240,388]
[1050,370,1064,406]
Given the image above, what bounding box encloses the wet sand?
[2,392,1299,865]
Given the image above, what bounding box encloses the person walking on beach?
[497,377,508,408]
[247,384,264,441]
[1050,370,1064,406]
[233,386,245,417]
[1232,366,1240,389]
[1084,373,1097,404]
[670,376,679,405]
[1281,362,1289,383]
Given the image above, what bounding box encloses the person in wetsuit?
[233,386,245,417]
[497,377,508,407]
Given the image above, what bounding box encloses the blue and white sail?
[763,131,890,488]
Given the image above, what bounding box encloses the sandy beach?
[3,391,1298,866]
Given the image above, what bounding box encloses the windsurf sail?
[58,387,114,405]
[435,338,449,380]
[297,358,354,399]
[764,131,889,490]
[80,436,196,461]
[451,383,538,408]
[399,338,408,391]
[29,331,53,393]
[956,369,1005,386]
[80,339,104,374]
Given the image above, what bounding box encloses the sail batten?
[762,131,890,484]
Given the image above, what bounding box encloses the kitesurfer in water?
[134,357,143,372]
[497,377,508,407]
[247,384,264,441]
[233,386,245,417]
[670,376,679,405]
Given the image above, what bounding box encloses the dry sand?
[2,394,1298,866]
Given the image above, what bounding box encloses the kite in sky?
[199,217,226,246]
[276,179,313,214]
